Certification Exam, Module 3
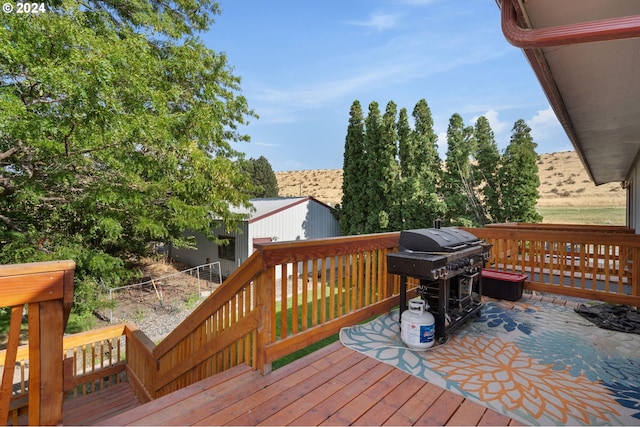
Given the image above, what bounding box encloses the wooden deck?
[62,340,522,426]
[60,294,588,426]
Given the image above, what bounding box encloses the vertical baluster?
[329,256,336,320]
[320,258,327,324]
[291,262,298,334]
[311,259,319,327]
[337,255,345,317]
[280,263,288,339]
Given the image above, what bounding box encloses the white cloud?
[348,12,400,32]
[255,141,280,147]
[529,106,558,138]
[528,106,574,153]
[472,109,509,135]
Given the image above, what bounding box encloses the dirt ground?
[275,151,626,208]
[94,258,220,330]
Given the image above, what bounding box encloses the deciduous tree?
[0,0,255,315]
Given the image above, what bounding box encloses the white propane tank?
[401,298,436,350]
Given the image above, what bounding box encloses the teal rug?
[340,298,640,425]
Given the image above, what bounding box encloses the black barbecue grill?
[387,226,491,344]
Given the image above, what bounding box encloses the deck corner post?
[255,264,275,374]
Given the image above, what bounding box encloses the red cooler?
[482,269,527,301]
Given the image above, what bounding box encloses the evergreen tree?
[498,120,542,223]
[413,99,443,179]
[244,156,278,198]
[378,101,401,231]
[441,114,476,226]
[396,108,412,228]
[363,101,384,233]
[474,116,501,225]
[397,100,444,229]
[340,101,367,235]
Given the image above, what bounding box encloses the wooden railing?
[60,324,155,400]
[0,260,75,426]
[124,223,640,400]
[464,224,640,305]
[145,232,404,397]
[3,224,640,424]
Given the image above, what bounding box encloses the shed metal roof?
[231,197,333,223]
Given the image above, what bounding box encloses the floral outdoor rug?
[339,298,640,425]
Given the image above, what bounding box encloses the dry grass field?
[275,151,626,225]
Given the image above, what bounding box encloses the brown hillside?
[275,151,625,208]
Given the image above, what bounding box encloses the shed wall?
[248,199,339,244]
[171,221,249,279]
[170,198,339,280]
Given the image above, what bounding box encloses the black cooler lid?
[399,227,480,252]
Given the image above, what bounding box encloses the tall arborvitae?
[396,108,412,228]
[379,101,401,231]
[413,99,442,180]
[340,100,367,235]
[498,119,542,223]
[363,101,384,233]
[473,116,501,225]
[397,99,444,229]
[412,99,445,226]
[442,113,476,226]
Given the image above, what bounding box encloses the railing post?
[255,264,275,375]
[0,260,75,426]
[29,299,65,425]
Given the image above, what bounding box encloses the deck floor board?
[70,341,515,426]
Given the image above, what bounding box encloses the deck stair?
[62,382,141,425]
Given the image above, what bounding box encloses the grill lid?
[399,227,481,252]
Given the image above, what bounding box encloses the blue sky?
[203,0,574,172]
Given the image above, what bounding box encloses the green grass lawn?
[272,286,342,369]
[271,285,383,370]
[537,206,625,225]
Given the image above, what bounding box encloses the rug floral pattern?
[339,298,640,425]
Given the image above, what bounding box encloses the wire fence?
[103,262,222,323]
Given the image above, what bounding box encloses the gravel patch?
[136,304,197,342]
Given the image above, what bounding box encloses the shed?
[170,196,340,278]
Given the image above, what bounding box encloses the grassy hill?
[275,151,626,225]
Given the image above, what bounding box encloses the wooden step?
[63,382,141,425]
